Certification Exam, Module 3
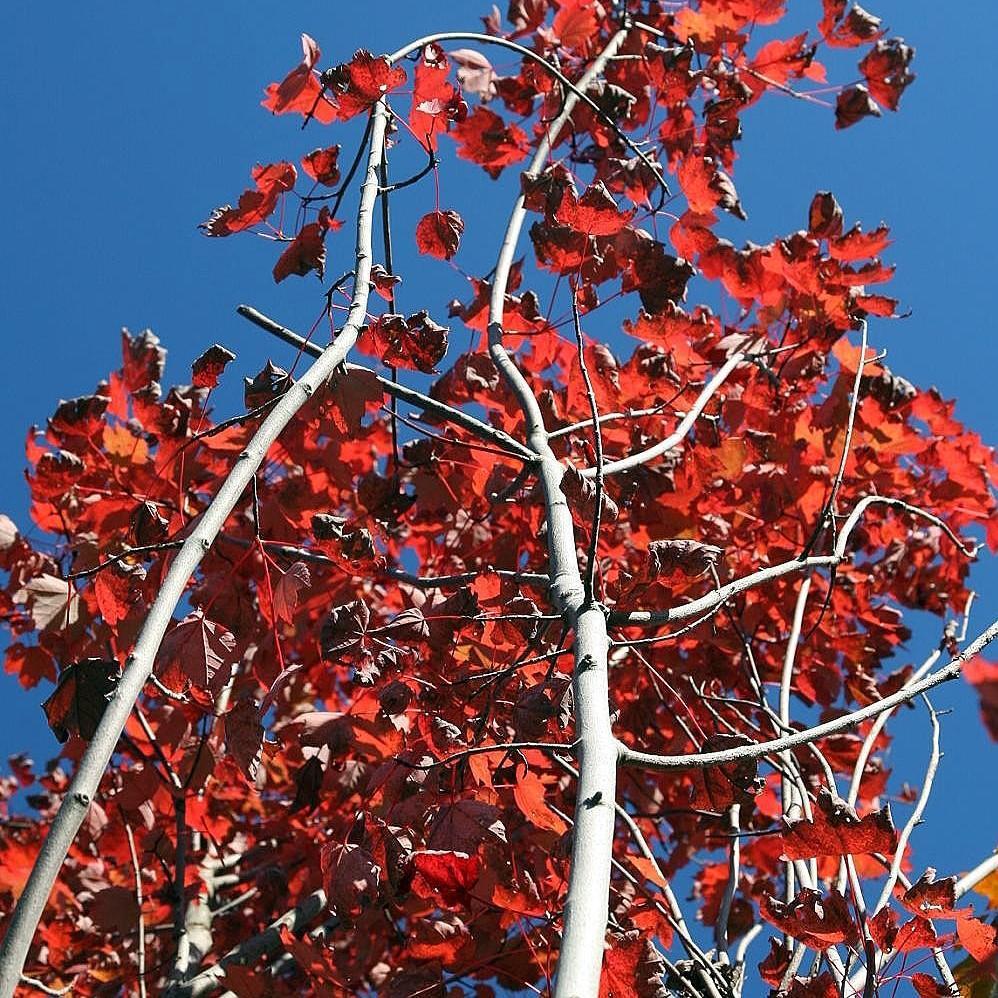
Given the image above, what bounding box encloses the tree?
[1,2,997,996]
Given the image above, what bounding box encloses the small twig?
[394,740,577,770]
[571,291,604,607]
[124,821,148,998]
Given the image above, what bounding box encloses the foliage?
[1,2,997,996]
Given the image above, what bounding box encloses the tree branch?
[617,616,998,771]
[235,305,537,461]
[0,100,392,995]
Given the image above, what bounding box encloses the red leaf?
[835,85,882,129]
[200,162,297,236]
[272,561,311,624]
[4,643,57,691]
[452,107,529,179]
[860,39,915,111]
[191,344,236,389]
[361,311,449,374]
[94,562,146,628]
[780,789,897,859]
[324,49,407,122]
[411,850,481,906]
[416,210,464,261]
[599,930,669,998]
[224,698,263,782]
[321,842,381,917]
[42,659,120,743]
[512,769,568,834]
[898,869,960,920]
[369,264,402,302]
[261,33,335,124]
[556,181,635,236]
[910,973,949,998]
[273,213,330,284]
[808,191,844,239]
[760,889,860,948]
[957,912,998,963]
[155,611,237,695]
[301,145,341,186]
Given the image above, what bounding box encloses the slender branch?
[165,890,329,998]
[579,352,745,477]
[547,402,669,440]
[957,851,998,899]
[609,556,838,627]
[871,695,942,915]
[571,293,604,606]
[617,616,998,771]
[123,822,148,998]
[236,305,537,461]
[394,740,576,770]
[0,101,391,995]
[716,803,741,958]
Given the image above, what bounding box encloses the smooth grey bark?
[0,102,391,998]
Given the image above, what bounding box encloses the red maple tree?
[1,3,997,997]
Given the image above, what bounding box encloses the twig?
[124,821,148,998]
[393,740,577,770]
[235,305,537,461]
[616,616,998,771]
[571,292,604,607]
[579,352,745,477]
[0,100,392,994]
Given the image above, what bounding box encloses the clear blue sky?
[1,0,994,919]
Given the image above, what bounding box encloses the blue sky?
[1,0,995,924]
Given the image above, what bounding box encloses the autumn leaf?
[200,162,297,236]
[301,145,342,186]
[42,659,120,743]
[835,85,882,129]
[271,561,311,624]
[261,33,336,124]
[155,611,237,695]
[780,789,897,859]
[191,344,237,389]
[415,210,464,261]
[361,311,449,373]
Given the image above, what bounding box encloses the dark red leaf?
[416,210,464,261]
[191,344,236,389]
[42,659,120,743]
[201,162,297,236]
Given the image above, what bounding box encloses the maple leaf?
[14,574,80,632]
[556,181,634,236]
[4,643,57,692]
[512,768,569,834]
[599,930,669,998]
[820,1,884,48]
[191,344,236,389]
[155,611,237,695]
[200,162,297,236]
[415,210,464,261]
[859,38,916,111]
[808,191,844,239]
[956,911,998,963]
[450,48,496,100]
[223,698,263,782]
[244,360,291,408]
[677,155,746,219]
[41,659,120,743]
[780,788,896,859]
[760,888,860,948]
[271,561,311,624]
[94,562,146,628]
[261,33,336,124]
[301,145,342,186]
[645,539,722,579]
[322,842,381,916]
[361,311,449,374]
[835,85,882,129]
[452,106,530,178]
[897,869,961,920]
[273,215,329,283]
[322,49,407,122]
[411,850,481,907]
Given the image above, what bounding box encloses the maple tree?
[2,2,998,997]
